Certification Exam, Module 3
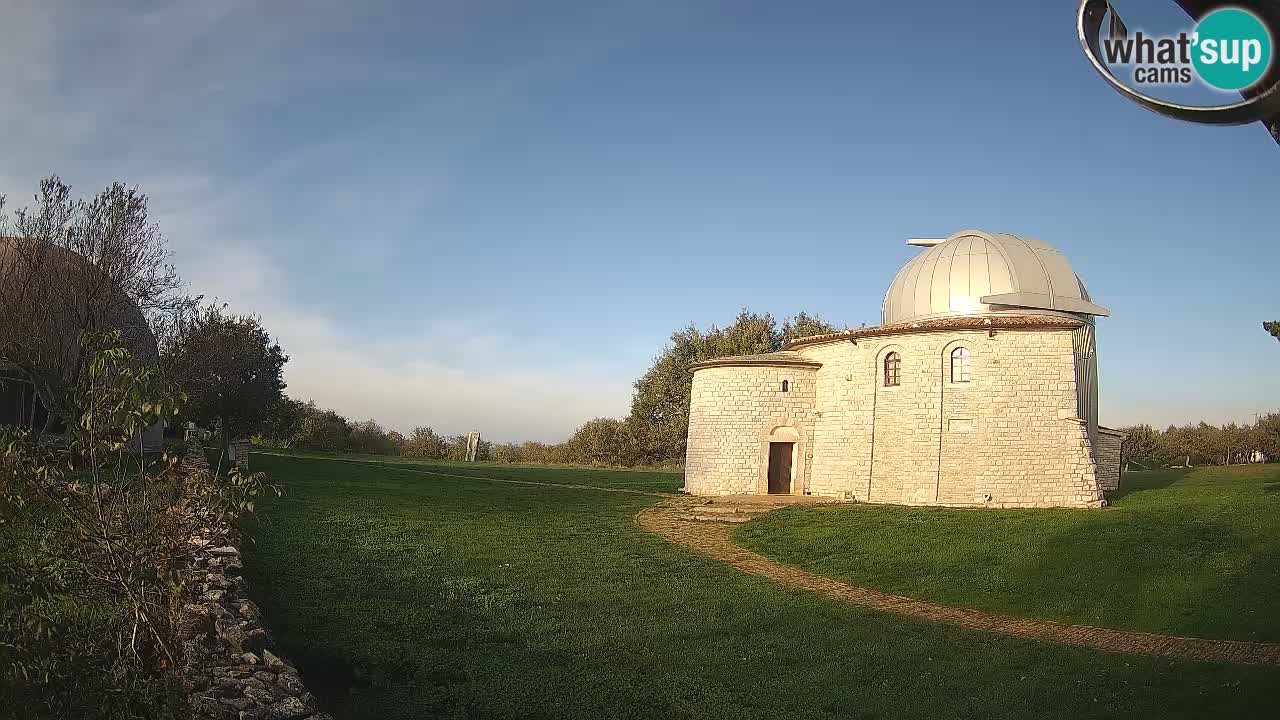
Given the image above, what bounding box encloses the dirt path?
[637,497,1280,666]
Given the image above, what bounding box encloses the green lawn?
[737,465,1280,642]
[243,453,1280,719]
[254,448,683,494]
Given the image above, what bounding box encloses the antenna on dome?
[906,237,947,247]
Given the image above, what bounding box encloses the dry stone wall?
[685,321,1108,508]
[176,441,330,720]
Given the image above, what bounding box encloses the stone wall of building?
[685,322,1106,508]
[684,364,818,495]
[1095,427,1126,493]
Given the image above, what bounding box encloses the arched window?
[951,347,971,383]
[883,352,901,387]
[781,380,789,392]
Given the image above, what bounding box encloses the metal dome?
[0,238,158,362]
[881,230,1109,326]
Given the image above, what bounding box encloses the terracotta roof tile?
[689,351,822,372]
[782,314,1085,350]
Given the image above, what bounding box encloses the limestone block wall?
[794,342,874,498]
[793,328,1103,506]
[953,330,1102,507]
[686,322,1108,507]
[684,364,818,495]
[803,328,1103,507]
[1095,427,1126,492]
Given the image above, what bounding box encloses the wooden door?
[767,442,793,494]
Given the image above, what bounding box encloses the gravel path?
[637,497,1280,666]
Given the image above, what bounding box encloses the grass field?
[737,465,1280,642]
[243,453,1280,719]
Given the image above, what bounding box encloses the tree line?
[1117,415,1280,469]
[255,397,494,460]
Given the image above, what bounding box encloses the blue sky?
[1,0,1276,441]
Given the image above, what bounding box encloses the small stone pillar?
[228,439,252,470]
[465,431,481,462]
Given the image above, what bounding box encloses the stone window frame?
[883,351,901,387]
[950,346,971,383]
[941,339,974,387]
[874,344,905,392]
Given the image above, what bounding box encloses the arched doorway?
[760,424,801,495]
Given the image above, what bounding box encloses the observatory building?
[683,230,1125,508]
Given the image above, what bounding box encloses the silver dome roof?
[881,230,1109,326]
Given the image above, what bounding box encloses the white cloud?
[0,0,640,443]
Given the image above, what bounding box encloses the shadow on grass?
[1013,508,1273,639]
[1107,468,1189,502]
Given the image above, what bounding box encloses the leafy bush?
[348,419,401,455]
[401,426,447,458]
[292,408,352,451]
[0,333,277,718]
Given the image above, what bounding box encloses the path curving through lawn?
[637,497,1280,666]
[251,452,1280,666]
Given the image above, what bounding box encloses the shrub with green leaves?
[0,332,277,719]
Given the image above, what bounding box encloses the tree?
[781,311,842,344]
[386,430,407,453]
[443,434,471,461]
[402,426,447,458]
[259,396,311,447]
[293,408,351,451]
[1265,321,1280,343]
[348,419,399,455]
[564,417,643,466]
[492,441,563,464]
[1255,413,1280,461]
[1117,424,1163,468]
[0,333,275,716]
[0,177,190,433]
[162,303,288,453]
[628,309,840,464]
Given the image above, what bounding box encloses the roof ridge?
[782,314,1084,351]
